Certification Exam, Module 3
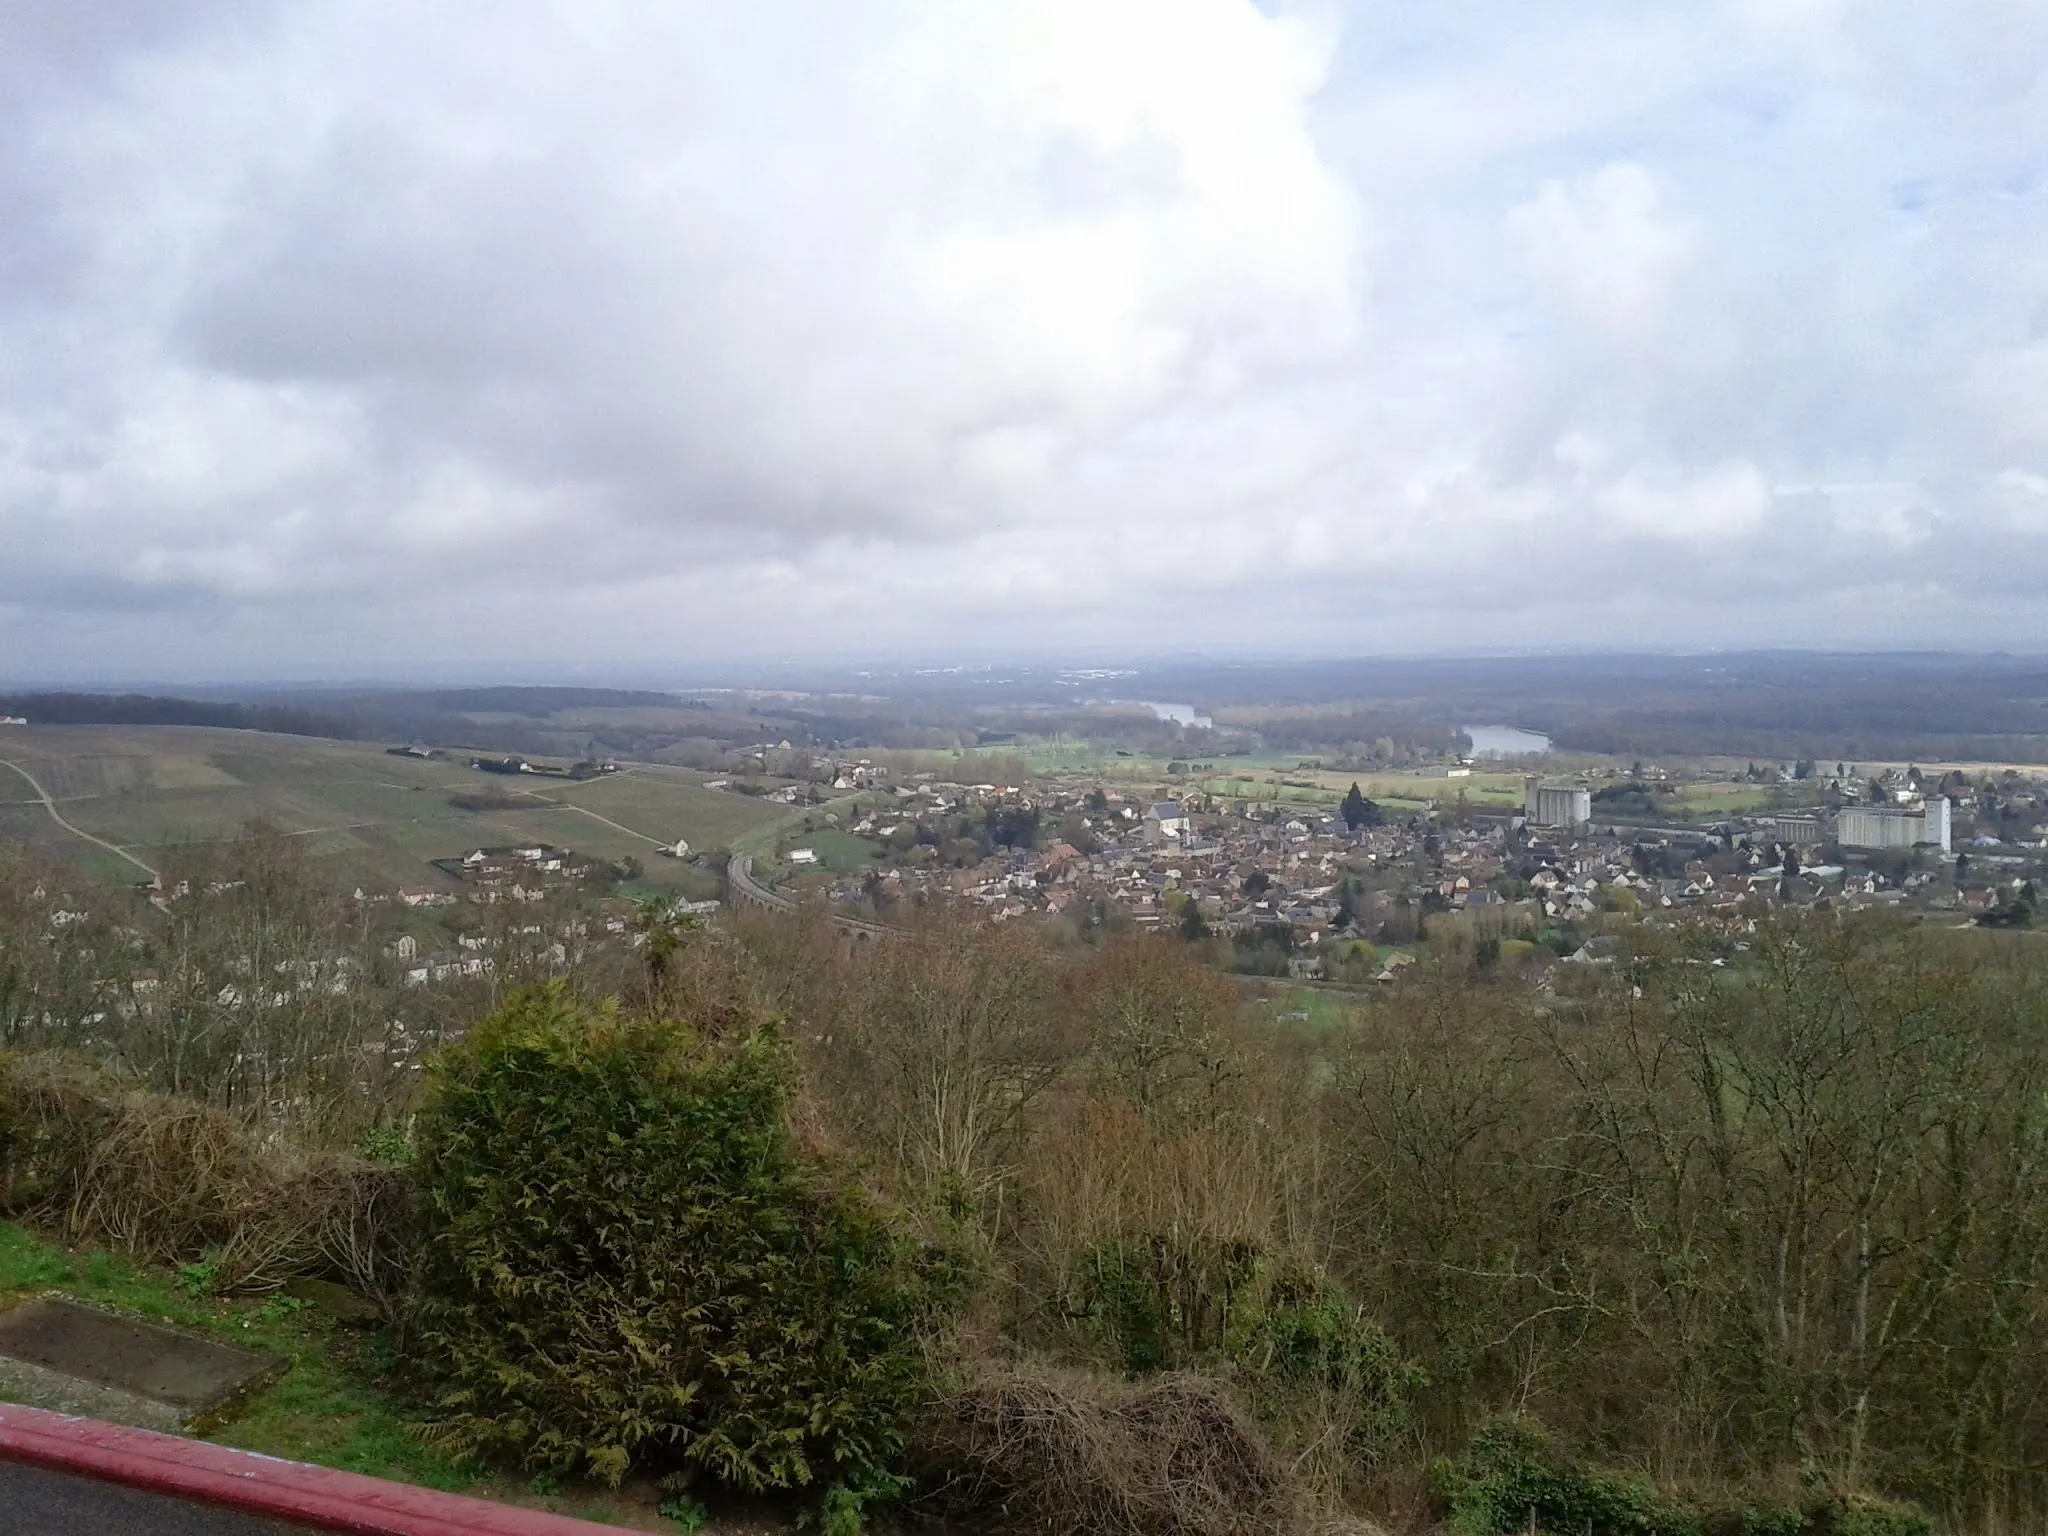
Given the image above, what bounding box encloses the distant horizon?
[6,644,2048,698]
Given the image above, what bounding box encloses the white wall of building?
[1836,798,1950,854]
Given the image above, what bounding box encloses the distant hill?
[0,692,354,739]
[387,687,685,715]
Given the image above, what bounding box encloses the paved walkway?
[0,1459,304,1534]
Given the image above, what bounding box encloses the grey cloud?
[1,0,2045,678]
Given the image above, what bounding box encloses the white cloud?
[1,0,2046,676]
[1598,464,1774,543]
[1507,162,1700,345]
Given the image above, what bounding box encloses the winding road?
[0,760,160,883]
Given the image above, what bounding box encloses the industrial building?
[1763,815,1825,845]
[1836,798,1951,854]
[1523,776,1592,830]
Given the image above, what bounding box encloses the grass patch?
[1265,986,1354,1029]
[1672,782,1779,814]
[0,1222,472,1489]
[0,1224,685,1527]
[783,829,884,873]
[729,793,877,858]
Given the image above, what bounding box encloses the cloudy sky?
[3,0,2046,681]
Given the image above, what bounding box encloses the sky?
[3,0,2047,682]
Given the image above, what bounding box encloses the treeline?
[2,831,2042,1532]
[770,915,2048,1532]
[0,691,355,738]
[0,827,600,1135]
[1556,714,2048,766]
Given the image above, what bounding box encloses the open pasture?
[0,725,785,888]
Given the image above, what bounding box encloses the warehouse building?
[1523,776,1592,830]
[1836,798,1951,854]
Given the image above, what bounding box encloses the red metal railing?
[0,1402,628,1535]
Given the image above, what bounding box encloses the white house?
[1148,802,1191,840]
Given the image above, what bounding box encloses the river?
[1138,701,1214,729]
[1463,724,1552,756]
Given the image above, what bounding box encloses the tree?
[1072,933,1240,1125]
[409,987,955,1503]
[1782,845,1801,882]
[1180,896,1210,942]
[1341,782,1367,830]
[810,917,1067,1216]
[1341,782,1382,831]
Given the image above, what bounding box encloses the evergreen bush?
[1074,1234,1419,1478]
[1431,1416,1704,1536]
[1433,1419,1939,1536]
[405,986,960,1511]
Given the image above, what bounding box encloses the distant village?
[742,754,2048,977]
[13,735,2046,1033]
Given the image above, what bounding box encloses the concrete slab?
[0,1297,283,1433]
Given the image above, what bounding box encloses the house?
[1148,802,1191,841]
[788,848,820,865]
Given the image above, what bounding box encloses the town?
[736,753,2047,975]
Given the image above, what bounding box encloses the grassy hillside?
[0,725,784,889]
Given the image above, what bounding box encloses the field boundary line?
[0,760,160,882]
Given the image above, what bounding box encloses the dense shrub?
[405,986,961,1508]
[1071,1234,1419,1483]
[1222,1256,1423,1473]
[1430,1416,1704,1536]
[1431,1418,1939,1536]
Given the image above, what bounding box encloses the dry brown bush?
[0,1053,408,1305]
[920,1360,1303,1536]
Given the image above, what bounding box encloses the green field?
[1668,782,1782,815]
[781,828,885,874]
[0,725,787,890]
[729,792,879,858]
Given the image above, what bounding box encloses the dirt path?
[440,778,671,848]
[553,801,669,846]
[0,760,160,882]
